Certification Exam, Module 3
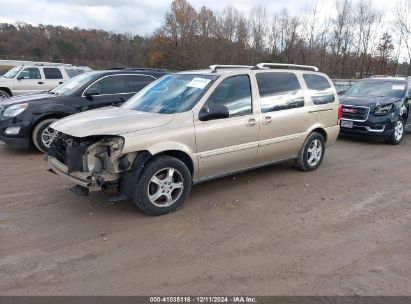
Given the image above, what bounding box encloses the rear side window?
[129,75,155,92]
[88,75,130,95]
[256,72,304,113]
[303,74,335,105]
[205,75,252,117]
[43,68,63,79]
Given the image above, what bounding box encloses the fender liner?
[120,151,152,198]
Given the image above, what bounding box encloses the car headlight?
[3,103,28,117]
[374,103,393,115]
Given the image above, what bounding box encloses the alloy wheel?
[394,120,404,141]
[307,139,322,167]
[41,127,59,148]
[147,167,184,207]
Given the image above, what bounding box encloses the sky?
[0,0,394,36]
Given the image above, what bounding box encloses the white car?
[0,64,91,99]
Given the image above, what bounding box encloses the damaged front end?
[47,133,137,192]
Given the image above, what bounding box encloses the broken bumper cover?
[48,156,100,190]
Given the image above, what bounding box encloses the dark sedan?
[0,68,168,152]
[339,77,411,144]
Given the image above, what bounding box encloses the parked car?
[0,68,168,152]
[339,76,411,144]
[0,64,91,99]
[46,63,341,216]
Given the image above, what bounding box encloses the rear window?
[43,68,63,79]
[256,72,304,113]
[303,74,335,105]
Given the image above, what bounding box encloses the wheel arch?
[30,113,66,144]
[0,87,12,97]
[306,124,328,143]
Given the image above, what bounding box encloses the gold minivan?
[47,63,342,215]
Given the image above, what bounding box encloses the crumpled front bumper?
[47,156,100,190]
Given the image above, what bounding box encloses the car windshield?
[2,66,22,79]
[344,81,406,99]
[50,72,99,96]
[121,74,218,114]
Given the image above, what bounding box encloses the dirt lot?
[0,134,410,296]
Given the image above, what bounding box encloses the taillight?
[337,104,343,124]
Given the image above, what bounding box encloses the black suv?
[0,69,168,152]
[339,77,411,144]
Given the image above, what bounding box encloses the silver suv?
[47,63,341,215]
[0,64,91,99]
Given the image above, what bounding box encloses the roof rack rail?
[368,75,394,78]
[123,67,169,72]
[253,63,319,72]
[209,65,253,73]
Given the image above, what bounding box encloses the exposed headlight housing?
[374,103,393,115]
[3,103,28,117]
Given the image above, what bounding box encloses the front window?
[19,67,41,80]
[344,81,406,99]
[51,72,99,96]
[2,66,22,79]
[122,74,218,114]
[204,75,252,117]
[86,75,130,95]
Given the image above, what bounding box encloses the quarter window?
[87,75,130,95]
[43,68,63,79]
[18,67,41,80]
[256,72,304,113]
[303,74,335,105]
[204,75,252,117]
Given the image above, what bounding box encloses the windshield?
[50,72,99,96]
[122,74,218,114]
[3,66,23,79]
[344,81,406,99]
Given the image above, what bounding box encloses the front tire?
[132,156,192,215]
[32,118,59,153]
[0,89,10,100]
[386,118,405,145]
[296,132,325,171]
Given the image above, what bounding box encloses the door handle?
[246,118,257,127]
[38,82,44,85]
[59,82,63,84]
[263,116,272,124]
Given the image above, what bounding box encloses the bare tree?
[394,0,411,74]
[249,6,267,62]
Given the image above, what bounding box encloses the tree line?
[0,0,410,78]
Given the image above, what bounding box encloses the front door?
[13,67,45,95]
[194,75,259,179]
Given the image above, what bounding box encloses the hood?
[51,107,174,138]
[0,92,56,106]
[339,96,401,108]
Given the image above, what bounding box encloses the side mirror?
[16,74,24,80]
[337,89,346,96]
[199,104,229,121]
[84,88,100,100]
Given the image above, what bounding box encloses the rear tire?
[0,89,10,100]
[132,156,192,216]
[386,118,405,145]
[32,118,59,153]
[296,132,325,171]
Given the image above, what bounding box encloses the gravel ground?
[0,134,410,295]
